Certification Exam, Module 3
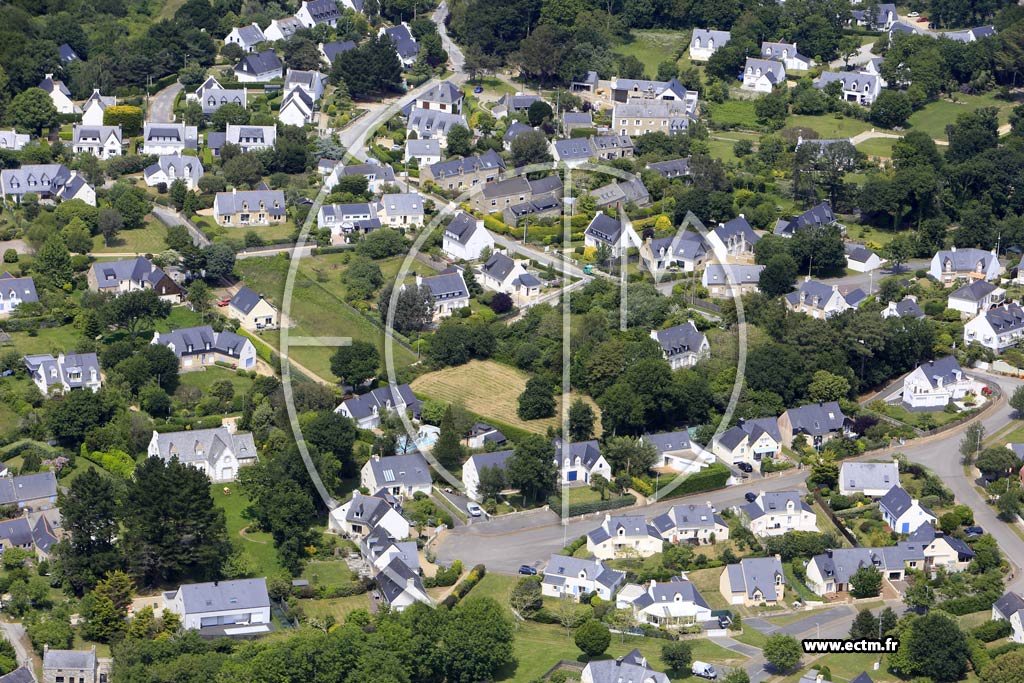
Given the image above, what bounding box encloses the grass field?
[707,99,758,129]
[612,30,689,78]
[302,594,372,622]
[906,91,1021,140]
[410,359,601,435]
[210,482,282,577]
[787,114,873,139]
[178,365,256,400]
[93,217,168,254]
[856,136,898,159]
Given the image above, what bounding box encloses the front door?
[567,470,577,482]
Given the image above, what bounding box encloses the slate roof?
[879,485,934,521]
[652,503,724,534]
[378,193,424,217]
[43,649,96,672]
[718,418,782,452]
[0,515,57,554]
[444,211,481,245]
[0,472,57,507]
[339,384,422,420]
[466,449,514,472]
[907,523,975,558]
[267,16,304,40]
[503,121,534,144]
[591,134,633,152]
[0,668,33,683]
[846,245,877,265]
[727,556,785,600]
[614,101,694,131]
[481,176,531,199]
[152,427,257,469]
[144,154,204,185]
[809,547,914,586]
[236,50,282,77]
[376,556,428,605]
[554,438,604,470]
[0,130,30,150]
[994,592,1024,619]
[419,271,468,301]
[585,653,669,683]
[83,89,115,112]
[428,149,505,179]
[692,29,731,47]
[341,161,396,182]
[647,158,690,178]
[643,430,692,454]
[0,272,38,304]
[981,303,1024,333]
[418,81,463,107]
[704,264,763,288]
[202,88,247,115]
[368,453,432,489]
[553,138,594,161]
[0,164,71,197]
[24,351,100,391]
[785,401,846,436]
[173,578,269,614]
[344,493,399,528]
[914,356,965,389]
[143,123,198,148]
[587,515,660,545]
[742,491,812,521]
[72,125,121,147]
[406,139,440,157]
[611,78,690,101]
[225,124,276,147]
[816,71,881,93]
[230,286,267,315]
[592,178,649,208]
[652,322,706,358]
[407,109,468,137]
[851,673,875,683]
[584,212,622,244]
[154,325,251,360]
[851,4,896,25]
[214,189,286,218]
[839,461,898,493]
[38,74,71,97]
[935,247,998,273]
[775,202,836,236]
[630,576,710,611]
[563,112,593,127]
[496,94,540,112]
[482,252,518,282]
[234,23,266,46]
[762,41,810,62]
[383,25,419,59]
[58,44,79,63]
[321,40,357,63]
[543,554,625,589]
[302,0,343,23]
[950,279,997,303]
[745,58,786,83]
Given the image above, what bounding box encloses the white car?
[466,502,483,517]
[908,11,920,16]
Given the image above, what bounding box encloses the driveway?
[151,204,211,247]
[821,259,931,294]
[148,82,183,123]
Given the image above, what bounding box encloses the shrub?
[973,619,1012,643]
[654,462,731,500]
[3,249,17,263]
[548,494,637,518]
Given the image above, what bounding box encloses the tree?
[210,102,249,131]
[331,35,403,98]
[960,422,986,465]
[443,597,515,683]
[446,125,473,157]
[981,649,1024,683]
[35,234,73,289]
[203,243,236,280]
[1010,385,1024,417]
[380,283,433,334]
[341,256,384,300]
[904,573,936,611]
[662,640,693,673]
[477,465,507,501]
[98,208,124,245]
[103,288,171,336]
[879,607,898,634]
[809,453,839,490]
[871,90,912,128]
[574,619,610,657]
[357,229,408,258]
[102,105,143,137]
[433,405,463,470]
[568,397,595,442]
[506,434,557,503]
[904,612,970,683]
[510,129,552,167]
[754,88,789,127]
[764,633,801,674]
[808,370,850,402]
[509,576,542,619]
[603,436,658,477]
[6,88,58,135]
[849,609,879,639]
[759,253,798,297]
[850,565,882,598]
[976,447,1021,479]
[518,376,556,420]
[723,669,751,683]
[80,570,135,642]
[221,153,265,187]
[329,340,380,386]
[186,280,212,320]
[884,234,914,273]
[53,468,121,595]
[839,35,861,67]
[489,292,513,314]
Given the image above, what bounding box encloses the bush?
[560,535,587,556]
[654,462,731,500]
[548,494,637,518]
[433,559,463,587]
[973,619,1012,643]
[439,564,486,609]
[2,249,17,263]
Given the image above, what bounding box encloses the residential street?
[151,205,211,247]
[148,82,183,123]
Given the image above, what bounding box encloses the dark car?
[519,565,538,575]
[744,492,757,503]
[965,526,985,537]
[735,462,753,473]
[474,85,484,93]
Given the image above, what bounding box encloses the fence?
[812,490,860,547]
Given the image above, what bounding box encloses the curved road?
[148,82,183,123]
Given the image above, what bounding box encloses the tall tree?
[433,405,464,470]
[34,233,73,289]
[53,468,122,595]
[506,434,557,503]
[329,340,380,386]
[567,398,595,442]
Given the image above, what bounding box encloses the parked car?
[717,614,732,628]
[692,662,718,679]
[965,526,985,537]
[466,502,484,517]
[744,492,757,503]
[217,298,231,307]
[909,11,920,16]
[474,85,483,93]
[735,462,753,473]
[518,564,538,575]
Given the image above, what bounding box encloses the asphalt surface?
[148,82,183,123]
[151,205,211,247]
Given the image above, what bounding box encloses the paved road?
[0,620,33,670]
[828,43,877,70]
[820,259,931,294]
[151,205,211,247]
[148,82,183,123]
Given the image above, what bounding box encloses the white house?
[226,286,279,331]
[650,322,709,369]
[376,557,432,611]
[651,503,729,544]
[163,578,272,636]
[929,246,1003,285]
[479,252,541,304]
[278,88,315,126]
[908,523,976,576]
[555,438,611,486]
[879,485,936,534]
[0,130,30,151]
[702,264,764,298]
[779,401,848,449]
[815,71,883,106]
[143,154,204,189]
[720,556,786,606]
[845,245,884,273]
[805,545,923,595]
[213,188,286,227]
[142,123,199,155]
[881,296,925,319]
[586,514,663,560]
[318,202,379,243]
[234,50,283,83]
[689,29,731,61]
[376,193,425,228]
[948,279,1004,317]
[461,450,514,501]
[81,89,115,126]
[414,81,464,114]
[642,430,714,474]
[148,427,259,482]
[38,74,79,114]
[87,256,182,302]
[296,0,342,28]
[335,384,422,430]
[24,352,101,395]
[328,490,410,540]
[639,233,707,274]
[761,41,813,70]
[263,16,304,42]
[964,303,1024,353]
[405,139,441,166]
[617,576,713,628]
[361,453,432,498]
[584,212,642,259]
[742,58,786,93]
[582,651,670,683]
[225,23,267,53]
[0,165,94,206]
[541,555,625,602]
[993,592,1024,643]
[707,216,759,261]
[902,356,980,411]
[839,460,899,497]
[785,279,865,319]
[416,271,470,320]
[72,125,122,159]
[712,418,782,467]
[739,490,818,537]
[152,326,257,371]
[0,273,38,318]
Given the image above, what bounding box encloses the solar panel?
[383,469,396,483]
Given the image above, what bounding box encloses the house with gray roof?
[851,3,896,30]
[58,43,80,64]
[785,279,863,319]
[226,23,267,52]
[142,122,199,155]
[584,211,641,258]
[148,427,258,482]
[480,252,533,294]
[742,58,786,93]
[492,93,540,119]
[555,438,611,486]
[502,121,535,150]
[415,81,463,114]
[702,264,764,298]
[902,356,981,411]
[879,485,936,533]
[464,423,506,449]
[227,285,279,331]
[214,188,286,227]
[651,322,709,370]
[562,112,593,135]
[152,325,257,371]
[405,138,441,165]
[501,192,562,226]
[376,192,425,228]
[806,544,925,595]
[462,450,514,501]
[201,88,247,116]
[71,125,122,160]
[0,472,58,510]
[163,578,272,636]
[329,489,410,540]
[609,77,694,103]
[297,0,343,27]
[376,555,432,611]
[415,270,469,319]
[442,210,494,261]
[712,417,782,467]
[582,650,669,683]
[591,177,650,209]
[0,514,58,560]
[0,164,95,206]
[839,460,899,497]
[81,89,116,126]
[323,160,396,193]
[587,514,662,560]
[652,503,728,544]
[381,24,419,66]
[647,157,690,179]
[881,295,925,320]
[590,133,634,160]
[708,216,759,260]
[964,303,1024,353]
[220,124,276,154]
[234,49,283,82]
[0,130,30,152]
[845,244,884,273]
[422,149,504,187]
[87,256,182,302]
[778,400,848,449]
[336,384,423,430]
[24,352,101,395]
[542,554,625,602]
[948,279,1004,317]
[551,137,594,167]
[908,523,975,575]
[43,646,104,683]
[406,109,468,145]
[761,41,813,70]
[320,40,357,65]
[775,202,838,237]
[264,15,304,42]
[993,591,1024,623]
[362,453,432,498]
[690,29,731,60]
[0,272,37,319]
[739,491,818,537]
[815,70,882,105]
[720,556,786,606]
[642,430,714,474]
[612,100,695,137]
[284,69,327,101]
[144,153,204,189]
[639,232,707,273]
[278,87,315,126]
[617,576,712,628]
[38,73,79,114]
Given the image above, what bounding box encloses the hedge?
[939,592,1000,615]
[154,416,225,432]
[988,642,1024,659]
[482,214,511,235]
[440,563,486,609]
[548,493,636,518]
[973,619,1012,642]
[653,462,731,501]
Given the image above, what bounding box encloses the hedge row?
[939,591,1000,615]
[973,619,1012,642]
[653,462,731,501]
[154,416,225,432]
[440,563,486,609]
[548,493,637,518]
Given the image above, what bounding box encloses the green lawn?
[178,365,256,400]
[7,326,84,357]
[871,402,970,429]
[783,562,818,603]
[732,627,769,649]
[707,99,758,129]
[782,652,891,683]
[856,137,898,159]
[194,215,300,245]
[210,482,281,577]
[612,30,689,78]
[786,114,873,139]
[301,559,353,587]
[93,217,168,254]
[906,91,1021,140]
[302,594,372,622]
[959,610,994,630]
[468,77,517,97]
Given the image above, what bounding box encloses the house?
[227,286,279,331]
[852,3,896,30]
[222,124,277,154]
[541,555,625,602]
[761,41,813,70]
[0,472,58,510]
[406,109,468,145]
[708,216,760,260]
[881,296,925,319]
[774,202,838,237]
[702,264,764,298]
[464,423,507,449]
[148,427,258,482]
[929,246,1002,285]
[361,453,432,498]
[328,160,396,192]
[581,650,669,683]
[778,401,848,449]
[42,647,105,683]
[81,89,115,126]
[879,485,936,533]
[815,71,883,105]
[234,50,283,82]
[24,352,101,395]
[58,43,80,64]
[492,93,540,119]
[612,101,694,137]
[712,418,782,466]
[479,253,541,304]
[264,16,304,42]
[376,193,425,228]
[617,576,713,628]
[87,257,182,302]
[462,450,514,501]
[319,202,378,242]
[964,303,1024,353]
[742,58,786,93]
[785,279,863,319]
[739,491,818,537]
[993,592,1024,643]
[284,70,327,101]
[640,233,707,274]
[551,138,594,167]
[571,71,599,93]
[902,356,980,411]
[591,178,650,209]
[335,384,422,430]
[38,74,79,114]
[296,0,342,27]
[141,123,198,155]
[562,112,593,135]
[405,138,441,166]
[908,523,975,575]
[71,125,122,159]
[226,23,267,52]
[501,191,563,226]
[805,545,924,595]
[845,245,884,273]
[584,211,641,258]
[213,189,286,227]
[502,121,535,150]
[320,40,356,66]
[414,81,463,114]
[948,279,1004,317]
[0,273,38,318]
[608,77,695,103]
[647,158,690,179]
[361,521,418,573]
[587,514,663,560]
[590,134,634,160]
[422,149,505,188]
[328,490,410,539]
[642,430,714,474]
[690,29,731,61]
[190,75,223,102]
[650,322,709,369]
[151,326,257,371]
[0,130,30,151]
[416,271,469,320]
[839,460,899,497]
[0,164,94,206]
[201,88,248,116]
[376,557,431,611]
[555,438,611,486]
[144,154,204,189]
[651,503,729,544]
[163,578,272,636]
[441,211,494,261]
[0,515,58,560]
[720,556,786,606]
[381,24,419,66]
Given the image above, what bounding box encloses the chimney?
[775,554,782,561]
[650,579,657,588]
[912,498,919,506]
[951,245,957,252]
[214,580,218,586]
[43,644,48,654]
[826,549,833,558]
[232,187,237,194]
[372,454,381,462]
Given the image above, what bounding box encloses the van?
[693,661,718,679]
